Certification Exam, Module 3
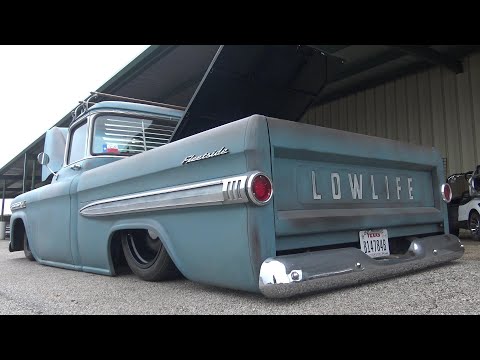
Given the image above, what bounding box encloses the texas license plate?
[359,229,390,258]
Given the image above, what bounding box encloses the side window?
[68,121,88,165]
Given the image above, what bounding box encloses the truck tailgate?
[267,118,446,252]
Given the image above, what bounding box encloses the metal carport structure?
[1,44,479,221]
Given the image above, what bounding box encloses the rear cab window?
[91,114,178,156]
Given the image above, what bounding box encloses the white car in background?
[448,167,480,241]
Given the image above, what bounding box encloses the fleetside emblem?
[182,147,229,165]
[10,200,27,211]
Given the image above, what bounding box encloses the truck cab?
[9,100,183,266]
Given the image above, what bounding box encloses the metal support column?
[22,153,28,193]
[31,157,36,190]
[1,180,5,220]
[0,180,5,240]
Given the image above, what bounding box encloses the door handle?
[71,164,82,171]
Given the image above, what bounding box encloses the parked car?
[447,166,480,240]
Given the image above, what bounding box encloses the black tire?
[469,211,480,241]
[121,230,179,281]
[23,231,35,261]
[447,205,459,237]
[449,227,460,237]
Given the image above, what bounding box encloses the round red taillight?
[441,183,452,203]
[247,173,273,205]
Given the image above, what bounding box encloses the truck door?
[31,120,87,265]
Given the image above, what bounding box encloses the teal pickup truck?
[8,46,464,298]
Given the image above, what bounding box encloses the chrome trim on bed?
[79,171,270,217]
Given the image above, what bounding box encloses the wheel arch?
[107,218,183,276]
[9,214,28,252]
[469,208,480,220]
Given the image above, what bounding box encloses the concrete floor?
[0,233,478,315]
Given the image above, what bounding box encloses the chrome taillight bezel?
[246,172,273,206]
[441,183,452,203]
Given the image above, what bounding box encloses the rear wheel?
[23,232,35,261]
[469,211,480,241]
[121,230,179,281]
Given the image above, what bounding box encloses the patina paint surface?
[9,105,452,294]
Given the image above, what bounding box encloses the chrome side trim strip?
[10,201,27,211]
[79,172,269,217]
[259,234,464,298]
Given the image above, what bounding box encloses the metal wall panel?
[385,82,397,140]
[429,67,447,156]
[347,94,357,132]
[366,88,376,136]
[457,57,475,171]
[375,85,386,138]
[406,75,420,145]
[469,53,480,167]
[417,71,433,147]
[302,52,480,175]
[338,97,348,131]
[395,78,409,143]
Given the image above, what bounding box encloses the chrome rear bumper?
[259,234,464,298]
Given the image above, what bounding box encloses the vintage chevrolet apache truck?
[8,46,464,298]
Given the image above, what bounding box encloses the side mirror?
[41,127,68,181]
[37,152,50,166]
[37,152,56,177]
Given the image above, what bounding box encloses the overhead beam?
[4,193,22,199]
[0,175,41,181]
[328,49,405,83]
[2,187,24,192]
[315,61,434,106]
[389,45,463,74]
[309,45,349,54]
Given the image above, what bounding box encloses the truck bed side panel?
[75,115,273,292]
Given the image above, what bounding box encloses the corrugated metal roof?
[0,45,219,199]
[1,44,478,199]
[314,44,479,104]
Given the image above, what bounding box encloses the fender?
[107,218,179,275]
[458,199,480,222]
[9,211,29,252]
